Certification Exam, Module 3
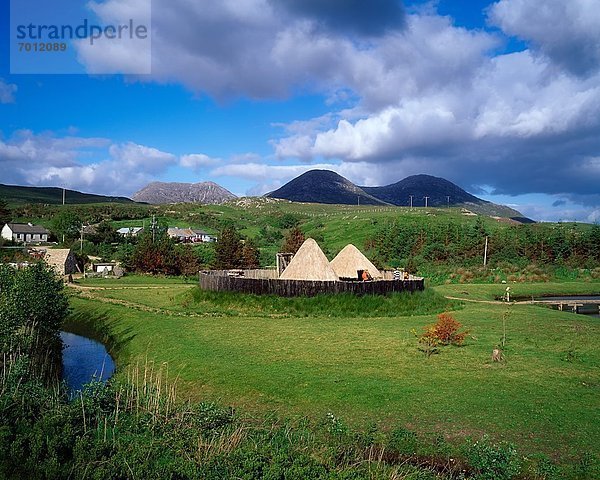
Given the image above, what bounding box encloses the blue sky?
[1,0,599,222]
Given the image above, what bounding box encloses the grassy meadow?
[66,278,600,471]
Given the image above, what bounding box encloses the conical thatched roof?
[280,238,338,281]
[330,244,382,279]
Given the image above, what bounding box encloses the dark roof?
[6,223,50,235]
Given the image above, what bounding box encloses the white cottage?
[1,223,50,244]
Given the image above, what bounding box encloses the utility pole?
[483,235,489,266]
[151,214,157,242]
[62,188,66,206]
[409,195,413,209]
[447,196,450,209]
[424,196,429,208]
[80,223,84,253]
[357,195,360,206]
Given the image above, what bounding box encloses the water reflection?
[61,331,115,393]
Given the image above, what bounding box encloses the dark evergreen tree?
[0,198,11,226]
[281,226,305,254]
[241,239,260,269]
[215,227,243,269]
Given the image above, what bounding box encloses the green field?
[65,279,600,471]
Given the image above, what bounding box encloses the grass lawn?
[435,281,600,302]
[65,280,600,467]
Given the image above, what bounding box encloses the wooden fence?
[199,270,424,297]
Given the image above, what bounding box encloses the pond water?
[535,295,600,318]
[60,332,115,393]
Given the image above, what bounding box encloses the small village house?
[117,227,144,237]
[1,223,50,244]
[167,227,216,243]
[192,229,216,242]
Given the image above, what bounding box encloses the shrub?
[389,426,419,456]
[414,313,469,357]
[465,436,521,480]
[432,313,469,346]
[414,326,440,357]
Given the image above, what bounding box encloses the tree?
[175,244,201,276]
[215,227,243,269]
[0,263,68,377]
[89,221,119,245]
[51,210,82,243]
[241,239,260,269]
[281,227,305,254]
[0,198,11,226]
[131,231,179,275]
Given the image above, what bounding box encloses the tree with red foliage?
[281,226,305,254]
[431,313,469,346]
[242,239,260,269]
[415,312,469,357]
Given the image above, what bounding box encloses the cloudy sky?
[1,0,599,222]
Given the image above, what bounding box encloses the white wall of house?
[94,265,114,273]
[1,224,13,241]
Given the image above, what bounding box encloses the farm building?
[1,223,50,244]
[43,249,79,275]
[330,244,382,280]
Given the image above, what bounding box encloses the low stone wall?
[199,270,424,297]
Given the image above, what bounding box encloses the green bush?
[465,435,521,480]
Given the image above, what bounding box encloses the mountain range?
[132,181,237,205]
[267,170,526,219]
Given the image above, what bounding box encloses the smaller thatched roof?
[280,238,338,281]
[330,244,382,279]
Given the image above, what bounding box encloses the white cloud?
[488,0,600,76]
[0,131,177,196]
[211,160,392,195]
[180,153,220,170]
[0,79,17,104]
[36,0,600,214]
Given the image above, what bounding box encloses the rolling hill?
[0,184,135,206]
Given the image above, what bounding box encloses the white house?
[167,227,216,243]
[117,227,144,237]
[1,223,50,244]
[192,229,216,242]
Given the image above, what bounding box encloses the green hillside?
[0,184,135,206]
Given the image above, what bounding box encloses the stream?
[61,331,115,393]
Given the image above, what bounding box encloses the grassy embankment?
[66,278,600,474]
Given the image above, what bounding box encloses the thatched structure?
[280,238,338,281]
[330,244,382,280]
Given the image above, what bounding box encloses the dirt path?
[444,295,507,305]
[68,283,191,291]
